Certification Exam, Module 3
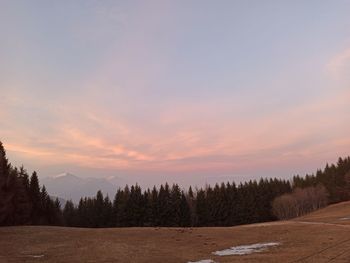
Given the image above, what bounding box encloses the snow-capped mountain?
[41,172,123,203]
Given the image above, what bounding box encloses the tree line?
[292,157,350,203]
[270,157,350,220]
[0,142,62,226]
[62,179,292,227]
[1,141,350,227]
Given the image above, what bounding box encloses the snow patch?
[53,172,76,179]
[188,260,216,263]
[213,242,280,256]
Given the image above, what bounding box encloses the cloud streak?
[327,48,350,81]
[2,85,349,176]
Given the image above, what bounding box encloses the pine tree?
[19,166,30,191]
[102,195,113,227]
[63,200,76,226]
[29,172,41,224]
[40,185,49,224]
[157,183,172,226]
[52,198,63,225]
[150,186,159,226]
[169,184,182,226]
[0,141,13,225]
[180,191,191,227]
[187,186,196,226]
[12,167,31,225]
[125,185,144,226]
[113,186,130,227]
[0,142,10,179]
[196,189,208,226]
[93,190,105,227]
[142,189,153,226]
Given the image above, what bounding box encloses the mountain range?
[41,173,124,203]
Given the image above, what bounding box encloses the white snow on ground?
[188,260,216,263]
[213,242,280,256]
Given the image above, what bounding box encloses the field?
[1,202,350,263]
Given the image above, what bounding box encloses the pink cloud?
[327,48,350,80]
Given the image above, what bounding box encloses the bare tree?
[272,184,328,220]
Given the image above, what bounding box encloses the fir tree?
[63,200,76,226]
[29,172,41,224]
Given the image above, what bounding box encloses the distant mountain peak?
[42,173,123,203]
[53,172,79,179]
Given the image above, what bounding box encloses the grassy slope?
[1,201,350,263]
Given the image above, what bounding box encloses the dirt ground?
[1,201,350,263]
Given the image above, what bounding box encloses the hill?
[1,201,350,263]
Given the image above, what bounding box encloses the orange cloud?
[6,143,53,157]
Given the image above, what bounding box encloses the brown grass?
[1,201,350,263]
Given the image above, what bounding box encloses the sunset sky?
[1,1,349,186]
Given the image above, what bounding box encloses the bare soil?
[1,201,350,263]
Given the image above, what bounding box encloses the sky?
[1,0,349,187]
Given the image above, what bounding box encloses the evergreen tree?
[113,186,130,227]
[53,198,63,225]
[150,186,159,226]
[29,171,41,224]
[0,142,13,225]
[142,189,153,226]
[126,185,144,226]
[187,186,196,226]
[179,191,191,227]
[196,189,208,226]
[102,195,113,227]
[11,167,31,225]
[93,190,105,227]
[63,200,76,226]
[169,184,182,226]
[157,183,172,226]
[40,185,49,224]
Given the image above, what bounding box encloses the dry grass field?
[1,201,350,263]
